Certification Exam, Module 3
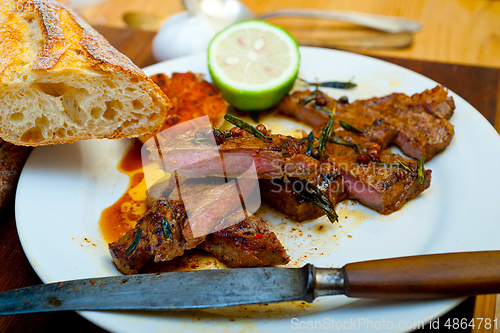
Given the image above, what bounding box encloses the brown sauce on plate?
[99,139,226,272]
[99,140,146,244]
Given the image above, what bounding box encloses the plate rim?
[15,46,500,333]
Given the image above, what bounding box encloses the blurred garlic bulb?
[152,11,217,62]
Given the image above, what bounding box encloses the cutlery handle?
[342,251,500,299]
[256,9,422,34]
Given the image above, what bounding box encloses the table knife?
[1,251,500,315]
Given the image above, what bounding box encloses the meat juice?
[99,139,147,243]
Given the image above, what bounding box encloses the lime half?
[208,20,300,111]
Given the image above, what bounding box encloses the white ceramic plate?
[16,47,500,333]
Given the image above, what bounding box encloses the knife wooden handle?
[342,251,500,299]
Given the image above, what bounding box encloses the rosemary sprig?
[418,155,426,184]
[298,77,357,89]
[396,159,412,172]
[292,178,339,223]
[161,217,173,243]
[318,116,334,159]
[339,120,364,134]
[319,107,334,114]
[299,94,316,105]
[125,227,142,256]
[224,114,265,139]
[305,131,315,156]
[328,136,362,154]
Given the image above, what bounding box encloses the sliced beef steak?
[260,143,430,217]
[259,178,325,222]
[109,200,202,275]
[153,128,431,217]
[156,132,320,179]
[276,85,455,161]
[325,144,431,214]
[200,214,290,267]
[275,90,332,128]
[110,177,289,274]
[355,88,455,161]
[359,85,455,120]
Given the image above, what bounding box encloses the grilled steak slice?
[359,85,455,120]
[109,200,202,275]
[200,214,290,267]
[355,87,455,161]
[260,144,430,217]
[259,178,324,222]
[276,86,455,161]
[110,176,289,274]
[325,143,431,214]
[154,128,431,216]
[336,107,396,149]
[156,132,320,179]
[277,90,397,148]
[276,90,332,128]
[259,167,348,222]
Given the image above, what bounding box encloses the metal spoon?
[182,0,422,33]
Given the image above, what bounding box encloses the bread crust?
[0,0,171,146]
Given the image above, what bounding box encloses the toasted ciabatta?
[0,0,170,146]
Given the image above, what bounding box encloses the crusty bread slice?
[0,0,170,146]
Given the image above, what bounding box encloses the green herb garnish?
[339,120,364,133]
[125,227,142,256]
[298,77,357,89]
[396,159,412,172]
[328,136,362,154]
[418,155,425,184]
[318,116,334,159]
[299,94,316,105]
[224,114,265,139]
[319,107,334,114]
[305,131,315,156]
[161,217,173,243]
[292,178,339,223]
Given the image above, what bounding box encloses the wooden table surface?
[0,26,499,332]
[81,0,500,69]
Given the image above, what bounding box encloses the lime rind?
[208,20,300,111]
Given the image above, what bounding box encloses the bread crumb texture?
[0,1,170,146]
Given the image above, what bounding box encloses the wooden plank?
[81,0,500,68]
[473,295,497,333]
[94,26,157,68]
[495,295,500,333]
[1,26,499,333]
